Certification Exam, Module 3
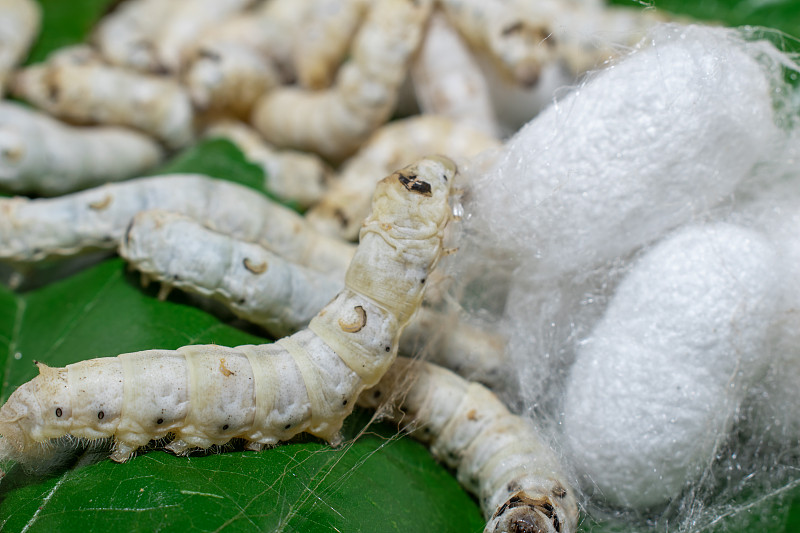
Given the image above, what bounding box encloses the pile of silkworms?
[5,1,796,532]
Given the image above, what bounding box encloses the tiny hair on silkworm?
[251,0,433,162]
[0,173,355,280]
[0,101,164,196]
[358,357,578,533]
[0,156,456,464]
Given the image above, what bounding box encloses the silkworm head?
[488,493,565,533]
[370,156,457,235]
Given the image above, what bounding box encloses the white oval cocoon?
[462,25,781,277]
[562,223,780,509]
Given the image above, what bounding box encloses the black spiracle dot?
[385,346,391,352]
[373,389,381,399]
[55,407,62,418]
[98,411,105,420]
[222,424,229,431]
[156,418,164,425]
[284,423,291,430]
[342,399,348,406]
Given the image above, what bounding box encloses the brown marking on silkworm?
[243,258,268,274]
[2,145,23,163]
[501,21,525,36]
[88,194,113,210]
[380,222,392,232]
[198,48,221,62]
[333,208,349,229]
[396,171,432,196]
[492,491,562,533]
[552,484,567,499]
[338,305,367,333]
[219,358,234,377]
[466,409,478,421]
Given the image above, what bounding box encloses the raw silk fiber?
[441,23,800,531]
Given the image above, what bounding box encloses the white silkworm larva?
[182,0,316,116]
[119,210,506,385]
[411,11,500,138]
[120,209,341,339]
[0,156,456,464]
[0,173,356,280]
[153,0,255,73]
[0,101,164,196]
[185,43,282,118]
[436,0,560,86]
[359,357,578,533]
[438,0,663,87]
[292,0,368,90]
[203,121,331,209]
[307,114,500,241]
[400,308,508,389]
[251,0,433,162]
[10,58,195,149]
[91,0,176,73]
[0,0,40,96]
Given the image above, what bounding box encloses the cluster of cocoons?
[442,23,800,528]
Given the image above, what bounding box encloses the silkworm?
[307,114,499,241]
[437,0,559,87]
[359,357,578,533]
[185,43,282,118]
[0,173,355,280]
[182,0,315,116]
[204,121,331,209]
[0,156,456,464]
[0,101,164,196]
[411,11,500,138]
[155,0,255,74]
[292,0,368,90]
[119,209,506,384]
[400,307,508,389]
[562,223,780,509]
[0,0,40,96]
[438,0,662,87]
[10,56,195,149]
[120,209,341,339]
[91,0,175,73]
[251,0,433,162]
